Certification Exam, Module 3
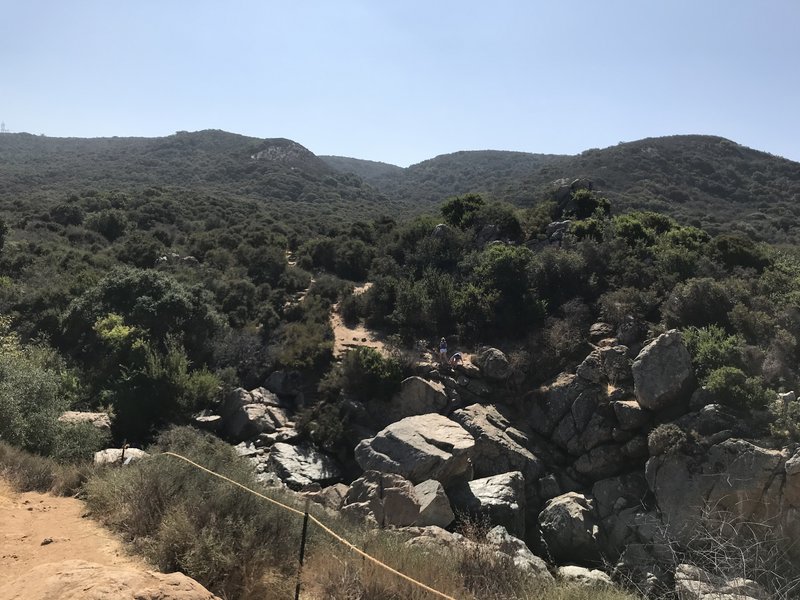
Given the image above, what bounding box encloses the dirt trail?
[330,282,391,358]
[0,479,145,587]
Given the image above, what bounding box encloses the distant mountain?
[0,130,395,221]
[4,131,799,241]
[319,155,404,181]
[322,150,563,206]
[324,136,800,242]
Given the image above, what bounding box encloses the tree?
[441,194,485,229]
[61,267,223,365]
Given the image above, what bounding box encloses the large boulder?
[539,492,602,564]
[414,479,455,528]
[386,377,448,422]
[632,330,695,411]
[486,525,553,581]
[612,400,651,431]
[528,373,602,438]
[450,403,544,483]
[599,345,632,384]
[573,444,626,480]
[354,414,475,486]
[94,448,148,465]
[304,483,350,511]
[646,438,800,559]
[0,559,220,600]
[575,352,603,384]
[263,369,304,406]
[341,471,421,528]
[220,387,292,442]
[266,443,341,490]
[588,322,615,344]
[475,347,512,380]
[449,471,526,538]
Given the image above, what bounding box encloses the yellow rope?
[159,451,458,600]
[161,451,306,517]
[307,514,458,600]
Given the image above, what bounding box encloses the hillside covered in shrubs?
[2,130,800,599]
[324,135,800,243]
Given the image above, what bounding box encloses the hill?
[319,155,404,181]
[322,149,562,210]
[325,135,800,242]
[0,130,398,224]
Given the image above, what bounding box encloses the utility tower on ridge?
[0,122,7,134]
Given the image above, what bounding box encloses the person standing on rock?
[439,337,448,364]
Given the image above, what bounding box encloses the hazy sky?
[3,1,799,166]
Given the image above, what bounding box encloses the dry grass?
[0,440,90,495]
[4,430,638,600]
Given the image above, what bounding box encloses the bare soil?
[0,479,145,587]
[331,282,391,358]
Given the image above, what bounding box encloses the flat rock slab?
[0,560,219,600]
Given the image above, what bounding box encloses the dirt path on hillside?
[331,282,390,358]
[0,479,145,588]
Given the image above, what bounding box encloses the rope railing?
[159,451,459,600]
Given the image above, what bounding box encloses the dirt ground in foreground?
[0,478,145,588]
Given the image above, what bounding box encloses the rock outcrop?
[450,403,544,483]
[486,525,552,580]
[354,414,475,486]
[266,443,341,490]
[450,471,526,538]
[646,438,794,545]
[386,376,448,422]
[414,479,455,528]
[220,387,292,442]
[632,330,695,411]
[539,492,601,564]
[341,471,421,528]
[475,347,512,380]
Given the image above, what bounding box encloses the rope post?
[294,499,311,600]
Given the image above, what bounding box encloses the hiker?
[439,337,448,364]
[449,352,463,366]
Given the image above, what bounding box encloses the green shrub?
[705,366,773,410]
[683,325,745,382]
[441,193,485,229]
[0,441,89,494]
[339,291,361,327]
[663,278,733,329]
[648,423,689,456]
[0,336,72,455]
[84,427,302,598]
[50,422,111,463]
[341,347,403,402]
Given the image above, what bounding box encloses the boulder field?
[185,331,785,598]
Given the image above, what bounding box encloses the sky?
[2,1,799,166]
